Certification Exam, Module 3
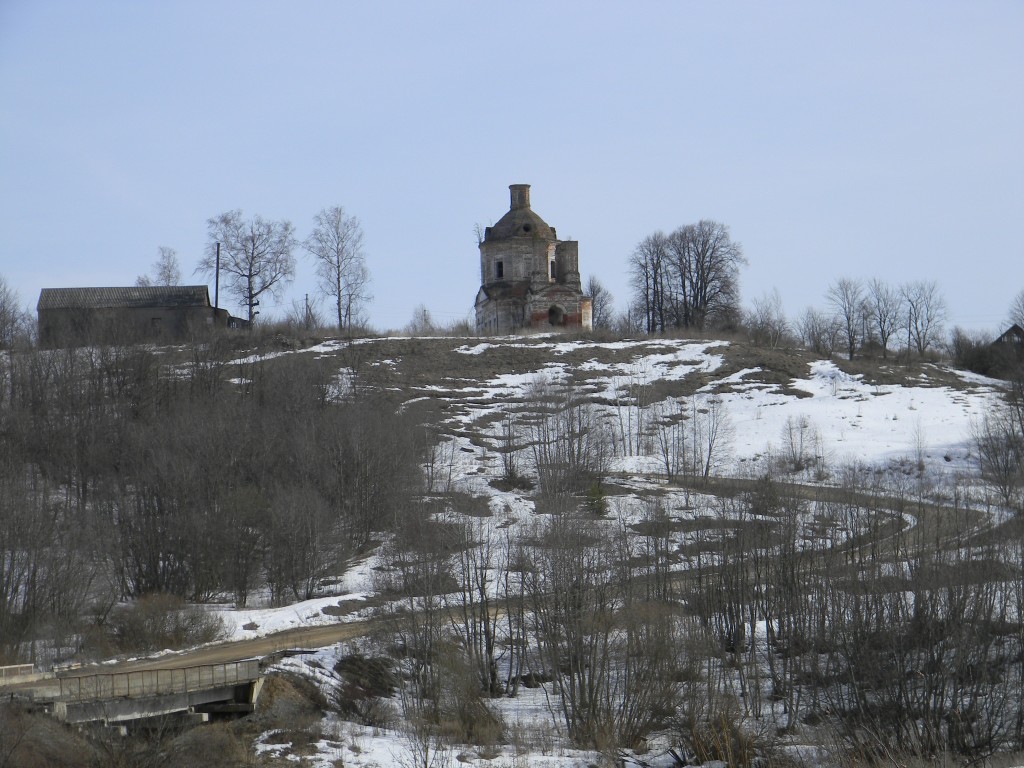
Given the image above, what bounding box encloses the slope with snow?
[209,335,1008,768]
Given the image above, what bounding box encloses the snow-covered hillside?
[215,334,1007,644]
[208,335,1014,768]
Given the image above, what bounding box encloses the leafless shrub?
[333,652,399,727]
[395,719,454,768]
[424,434,458,495]
[779,414,824,475]
[798,306,842,357]
[651,398,687,482]
[524,512,686,750]
[254,673,328,729]
[974,405,1024,509]
[523,376,610,497]
[745,288,791,349]
[496,407,530,486]
[98,593,226,654]
[685,708,763,768]
[163,723,253,768]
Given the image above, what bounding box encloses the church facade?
[475,184,592,335]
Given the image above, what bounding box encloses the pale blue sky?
[1,1,1021,332]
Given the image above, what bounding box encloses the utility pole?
[214,242,221,310]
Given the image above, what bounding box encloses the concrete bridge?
[5,659,264,727]
[0,620,374,728]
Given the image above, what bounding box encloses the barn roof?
[995,323,1024,344]
[37,286,212,311]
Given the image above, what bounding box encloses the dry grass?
[0,703,97,768]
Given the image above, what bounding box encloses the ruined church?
[475,184,592,335]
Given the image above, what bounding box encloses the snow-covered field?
[447,338,1000,471]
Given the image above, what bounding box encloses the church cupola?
[509,184,531,210]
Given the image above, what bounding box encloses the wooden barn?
[37,285,231,347]
[994,323,1024,348]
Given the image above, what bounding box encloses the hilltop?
[253,332,1001,475]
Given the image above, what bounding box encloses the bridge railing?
[0,664,34,681]
[57,659,261,703]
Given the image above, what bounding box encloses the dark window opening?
[523,224,532,233]
[548,305,564,326]
[496,261,504,279]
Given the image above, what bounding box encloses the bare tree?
[197,210,297,323]
[901,279,947,356]
[797,306,842,357]
[304,206,371,333]
[615,306,645,335]
[609,361,653,459]
[0,276,27,350]
[496,408,527,485]
[665,220,745,331]
[974,408,1024,509]
[0,454,52,660]
[689,395,731,481]
[628,232,669,334]
[652,398,688,482]
[1009,288,1024,329]
[445,517,505,696]
[974,368,1024,509]
[585,275,614,331]
[135,246,182,287]
[264,481,337,605]
[779,414,824,476]
[745,288,789,348]
[154,246,182,285]
[864,277,903,357]
[826,277,864,361]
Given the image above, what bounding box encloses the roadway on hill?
[0,619,381,698]
[106,619,382,672]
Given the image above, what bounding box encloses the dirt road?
[102,617,385,673]
[0,617,382,697]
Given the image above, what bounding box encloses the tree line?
[0,337,424,663]
[613,220,1021,371]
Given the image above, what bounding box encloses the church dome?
[484,184,556,241]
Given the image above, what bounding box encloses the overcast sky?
[1,1,1021,332]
